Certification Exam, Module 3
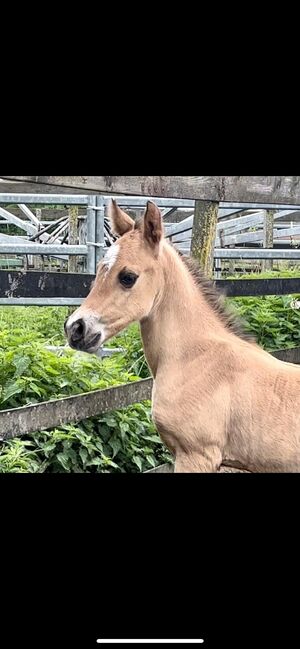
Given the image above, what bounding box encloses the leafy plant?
[2,274,300,474]
[227,269,300,351]
[229,295,300,351]
[0,306,171,472]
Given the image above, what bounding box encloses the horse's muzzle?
[65,317,102,353]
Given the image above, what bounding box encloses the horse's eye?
[118,271,138,288]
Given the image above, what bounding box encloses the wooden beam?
[1,271,300,299]
[68,206,78,273]
[0,378,153,441]
[18,204,41,228]
[0,205,37,236]
[215,226,300,247]
[0,179,96,195]
[145,462,251,473]
[0,270,94,298]
[2,176,300,204]
[217,277,300,297]
[272,347,300,364]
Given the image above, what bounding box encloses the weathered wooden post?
[191,200,219,279]
[262,209,274,272]
[68,206,78,273]
[96,196,105,268]
[35,208,42,270]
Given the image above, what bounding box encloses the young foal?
[65,200,300,472]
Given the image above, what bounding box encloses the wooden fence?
[1,348,299,443]
[2,176,300,203]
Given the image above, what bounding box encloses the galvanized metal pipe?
[96,196,105,267]
[213,248,300,259]
[0,194,89,204]
[0,244,87,255]
[0,298,84,306]
[86,196,97,273]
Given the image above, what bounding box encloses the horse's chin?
[70,332,103,355]
[84,344,102,355]
[84,339,103,355]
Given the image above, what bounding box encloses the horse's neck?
[140,244,225,377]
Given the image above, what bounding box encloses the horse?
[65,199,300,472]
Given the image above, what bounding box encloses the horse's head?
[65,200,164,353]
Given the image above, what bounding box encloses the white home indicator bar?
[97,641,204,644]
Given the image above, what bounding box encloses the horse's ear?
[143,201,163,253]
[109,199,135,237]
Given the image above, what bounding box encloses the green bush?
[0,307,170,472]
[229,295,300,351]
[227,269,300,351]
[0,405,170,473]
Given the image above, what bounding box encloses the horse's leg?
[174,445,223,473]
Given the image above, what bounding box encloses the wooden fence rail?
[2,176,300,203]
[1,271,300,300]
[0,349,299,442]
[0,379,153,441]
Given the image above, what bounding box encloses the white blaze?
[103,243,120,272]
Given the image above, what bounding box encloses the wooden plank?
[216,210,290,235]
[165,216,193,238]
[3,176,300,204]
[0,179,96,195]
[273,225,300,238]
[18,204,41,228]
[145,463,250,473]
[0,205,37,236]
[0,378,153,441]
[167,212,258,240]
[216,277,300,297]
[272,348,300,364]
[218,208,244,219]
[0,270,94,298]
[1,271,300,299]
[173,226,300,245]
[68,206,78,273]
[216,226,300,247]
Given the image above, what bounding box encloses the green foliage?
[0,330,139,410]
[0,306,68,345]
[0,307,171,472]
[0,405,170,473]
[227,268,300,280]
[229,295,300,351]
[227,269,300,351]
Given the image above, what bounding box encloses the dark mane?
[177,251,256,343]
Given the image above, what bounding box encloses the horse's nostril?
[71,318,85,341]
